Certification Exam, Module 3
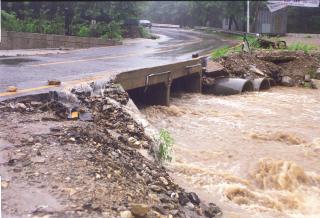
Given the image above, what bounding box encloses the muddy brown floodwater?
[141,87,320,218]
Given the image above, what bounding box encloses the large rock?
[315,68,320,79]
[205,61,228,78]
[281,76,294,87]
[178,192,190,206]
[16,103,27,111]
[120,210,134,218]
[188,192,200,205]
[311,79,320,89]
[204,203,222,218]
[131,203,150,217]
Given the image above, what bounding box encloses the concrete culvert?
[252,78,271,91]
[204,77,253,96]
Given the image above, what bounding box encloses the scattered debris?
[192,53,199,58]
[249,65,266,77]
[257,38,287,49]
[48,80,61,86]
[216,51,319,87]
[67,110,79,120]
[0,81,221,218]
[6,86,18,92]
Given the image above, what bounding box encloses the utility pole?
[247,0,250,33]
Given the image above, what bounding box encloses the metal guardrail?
[144,71,172,92]
[115,59,202,91]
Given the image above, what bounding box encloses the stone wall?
[0,30,122,50]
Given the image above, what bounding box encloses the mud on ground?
[0,82,221,218]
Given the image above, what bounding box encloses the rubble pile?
[216,50,320,87]
[218,53,282,80]
[0,82,222,218]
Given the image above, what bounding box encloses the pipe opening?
[252,78,271,91]
[241,80,254,93]
[259,79,271,91]
[208,77,254,96]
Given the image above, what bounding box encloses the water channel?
[141,87,320,218]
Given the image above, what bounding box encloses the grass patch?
[211,35,318,59]
[212,32,243,41]
[212,46,232,59]
[156,129,174,163]
[211,44,244,59]
[287,43,317,54]
[303,82,312,88]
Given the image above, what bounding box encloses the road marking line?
[27,52,144,67]
[0,85,56,97]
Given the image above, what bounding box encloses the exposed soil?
[0,82,221,218]
[216,50,320,85]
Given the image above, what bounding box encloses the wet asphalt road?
[0,27,231,97]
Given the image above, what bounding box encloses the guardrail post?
[144,71,172,106]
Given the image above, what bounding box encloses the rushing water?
[140,87,320,218]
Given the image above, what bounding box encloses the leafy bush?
[41,18,65,34]
[1,10,22,31]
[77,25,90,37]
[138,26,151,38]
[23,18,40,32]
[246,35,260,48]
[101,21,123,40]
[1,10,124,39]
[138,26,159,39]
[156,129,174,163]
[2,10,64,34]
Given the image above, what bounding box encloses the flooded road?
[141,87,320,218]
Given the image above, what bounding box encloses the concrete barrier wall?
[193,26,257,37]
[0,30,122,50]
[152,23,180,29]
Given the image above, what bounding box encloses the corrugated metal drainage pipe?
[252,78,271,91]
[206,77,254,95]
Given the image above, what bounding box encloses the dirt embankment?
[216,51,320,86]
[0,82,221,218]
